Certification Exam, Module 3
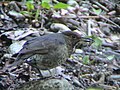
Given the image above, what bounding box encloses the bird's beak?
[81,37,94,43]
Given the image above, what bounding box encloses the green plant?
[83,55,90,65]
[20,1,34,18]
[88,35,102,49]
[41,0,69,9]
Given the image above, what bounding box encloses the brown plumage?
[5,31,85,76]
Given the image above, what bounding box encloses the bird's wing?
[18,35,61,55]
[16,34,65,61]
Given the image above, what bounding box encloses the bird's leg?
[27,58,44,78]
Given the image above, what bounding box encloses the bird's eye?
[72,35,76,39]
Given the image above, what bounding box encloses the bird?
[4,31,88,77]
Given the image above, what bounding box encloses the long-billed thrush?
[4,31,87,76]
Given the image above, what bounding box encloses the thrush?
[4,31,87,76]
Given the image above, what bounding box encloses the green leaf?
[20,11,30,15]
[42,0,50,3]
[53,2,69,9]
[107,55,115,60]
[86,87,102,90]
[20,11,32,17]
[94,37,102,48]
[83,55,90,65]
[26,1,34,11]
[41,2,51,9]
[89,35,102,48]
[92,8,102,15]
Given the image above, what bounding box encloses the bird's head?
[62,31,93,47]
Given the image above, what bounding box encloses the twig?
[89,0,109,12]
[89,11,120,29]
